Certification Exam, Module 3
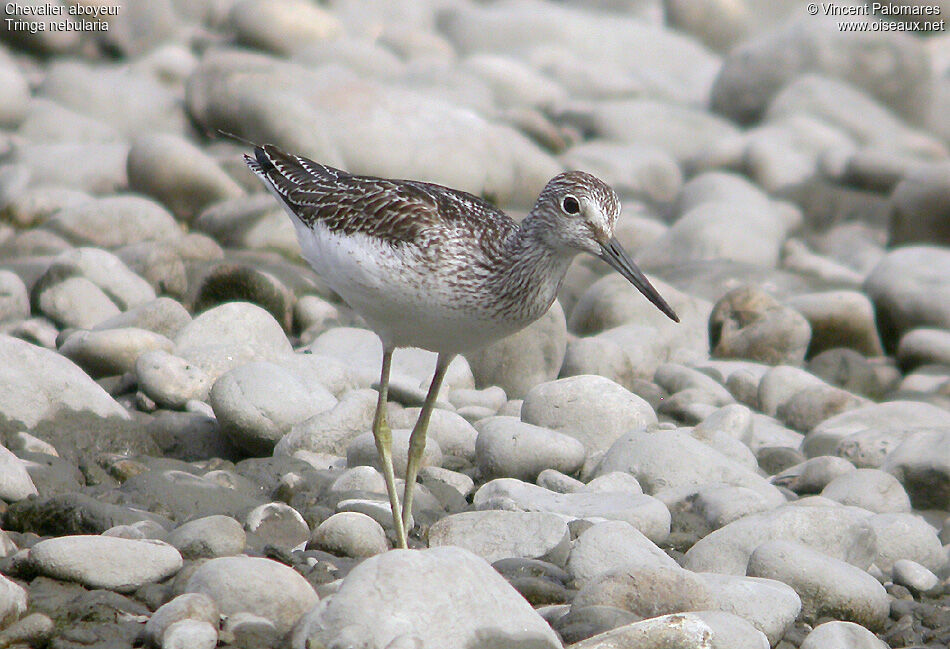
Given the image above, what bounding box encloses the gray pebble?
[475,416,585,481]
[310,512,389,558]
[167,515,246,559]
[136,350,213,409]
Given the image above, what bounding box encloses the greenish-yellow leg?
[373,347,408,549]
[401,352,453,536]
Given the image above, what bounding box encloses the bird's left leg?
[401,352,453,536]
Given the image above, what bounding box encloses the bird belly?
[293,221,522,353]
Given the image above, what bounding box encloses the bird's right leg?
[373,347,408,549]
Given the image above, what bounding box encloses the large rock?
[174,302,293,379]
[747,540,888,630]
[210,361,336,455]
[683,503,874,575]
[43,196,181,249]
[29,536,182,592]
[864,246,950,351]
[473,479,671,543]
[710,285,812,366]
[0,335,129,429]
[711,16,930,124]
[428,510,571,566]
[596,430,785,504]
[186,556,318,637]
[465,301,567,399]
[567,520,679,588]
[127,133,244,222]
[293,547,560,649]
[521,376,657,455]
[475,416,586,481]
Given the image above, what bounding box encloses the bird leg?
[373,347,408,550]
[401,352,453,536]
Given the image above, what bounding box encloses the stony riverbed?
[0,1,948,648]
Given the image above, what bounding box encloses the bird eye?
[561,195,580,215]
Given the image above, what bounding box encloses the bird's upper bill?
[599,237,680,323]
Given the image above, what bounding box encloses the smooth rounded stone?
[310,512,388,558]
[102,519,167,541]
[187,556,317,636]
[40,57,185,134]
[552,605,641,646]
[712,14,929,123]
[473,479,671,543]
[275,389,377,457]
[561,335,639,391]
[890,161,950,246]
[293,546,560,649]
[639,199,787,269]
[35,275,121,329]
[892,559,939,593]
[804,401,950,458]
[271,352,357,400]
[15,141,129,195]
[688,611,770,649]
[95,297,192,340]
[573,563,715,618]
[864,246,950,350]
[115,240,186,300]
[0,444,38,502]
[346,429,443,478]
[220,611,280,649]
[683,503,875,575]
[144,593,220,648]
[782,238,865,286]
[0,612,54,648]
[689,485,783,531]
[136,350,213,410]
[229,0,340,54]
[521,375,657,455]
[820,469,911,513]
[0,270,29,323]
[747,540,888,630]
[566,612,724,649]
[29,535,182,592]
[328,466,385,495]
[448,385,507,413]
[388,407,477,467]
[308,327,474,391]
[537,468,584,494]
[167,515,246,560]
[653,364,734,407]
[189,262,298,334]
[699,573,801,647]
[174,302,293,379]
[709,286,812,366]
[7,430,58,457]
[800,620,888,649]
[0,49,29,127]
[569,277,709,370]
[211,361,337,455]
[584,472,643,494]
[775,384,868,433]
[772,456,856,494]
[465,301,566,399]
[0,334,130,427]
[567,521,679,588]
[49,247,157,311]
[418,466,475,504]
[786,291,883,358]
[428,510,571,567]
[596,431,785,504]
[560,141,682,205]
[127,133,244,222]
[44,196,181,248]
[897,328,950,372]
[245,502,310,551]
[0,574,27,628]
[3,183,92,229]
[474,416,586,482]
[693,403,754,442]
[162,619,218,649]
[59,328,174,378]
[860,512,946,575]
[462,51,567,107]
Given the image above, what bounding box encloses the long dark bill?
[600,237,679,322]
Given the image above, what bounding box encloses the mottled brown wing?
[245,144,514,248]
